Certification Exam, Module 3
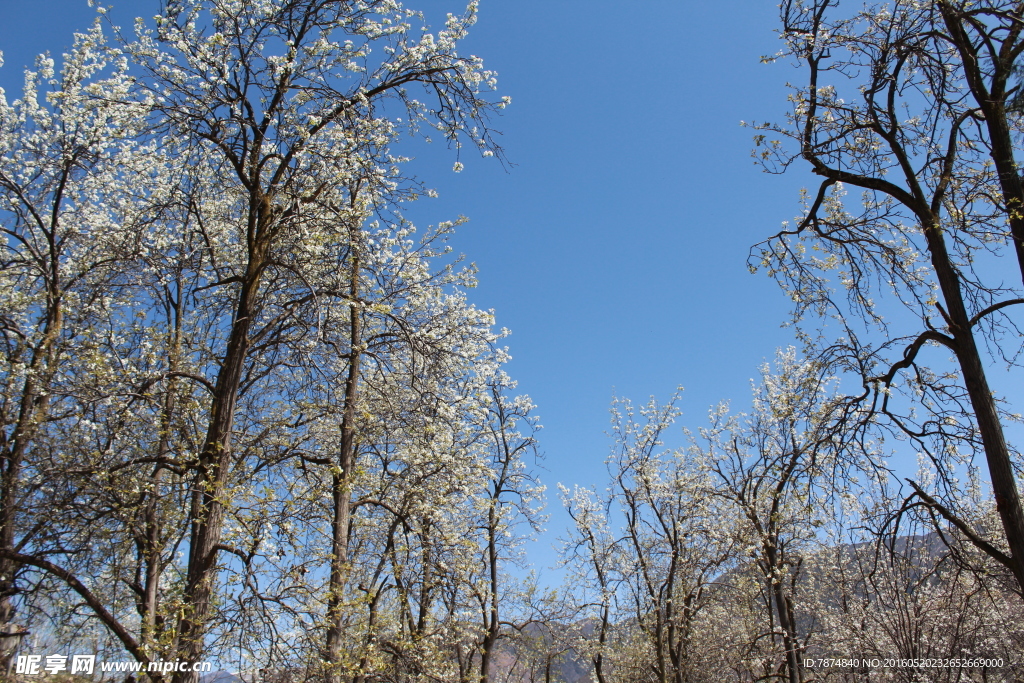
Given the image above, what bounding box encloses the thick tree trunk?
[173,257,263,683]
[0,385,38,671]
[947,34,1024,567]
[174,336,248,680]
[922,219,1024,591]
[953,334,1024,588]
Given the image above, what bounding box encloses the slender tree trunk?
[140,463,165,648]
[141,286,182,654]
[0,289,62,671]
[593,602,609,683]
[772,579,802,683]
[479,504,500,683]
[764,544,802,683]
[325,226,362,683]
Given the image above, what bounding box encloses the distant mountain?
[200,671,246,683]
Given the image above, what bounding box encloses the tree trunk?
[937,2,1024,287]
[173,263,261,683]
[478,504,500,683]
[764,544,802,683]
[922,218,1024,590]
[140,286,182,654]
[0,289,62,671]
[325,228,362,683]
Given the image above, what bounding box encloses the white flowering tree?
[559,485,617,683]
[752,0,1024,595]
[0,1,532,680]
[458,373,543,683]
[0,23,169,668]
[116,0,508,676]
[697,350,844,683]
[561,393,741,683]
[809,531,1024,681]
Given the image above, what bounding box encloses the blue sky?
[0,0,819,578]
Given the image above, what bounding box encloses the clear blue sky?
[0,0,818,579]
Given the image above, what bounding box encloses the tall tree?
[561,394,738,683]
[753,0,1024,594]
[0,25,165,668]
[700,350,840,683]
[466,374,543,683]
[122,1,505,675]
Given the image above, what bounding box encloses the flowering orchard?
[2,1,1024,682]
